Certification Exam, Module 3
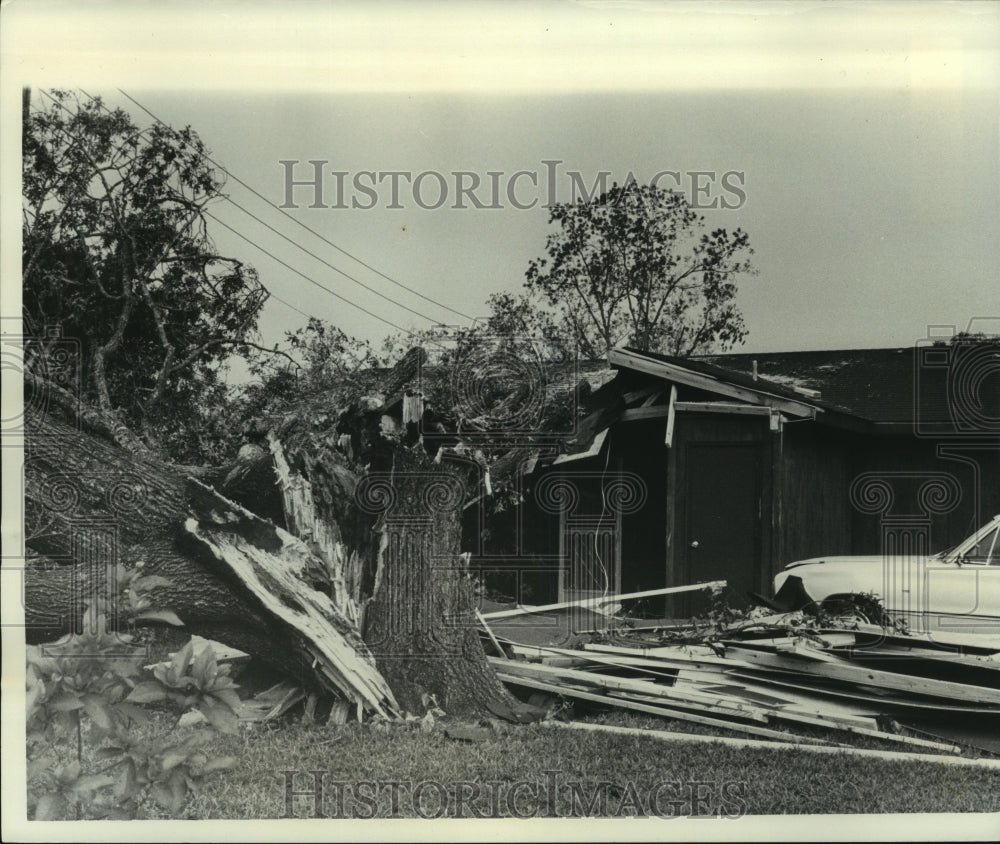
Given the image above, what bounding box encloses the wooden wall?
[775,423,855,572]
[848,436,994,556]
[777,424,998,567]
[515,370,1000,607]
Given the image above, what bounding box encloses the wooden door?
[683,442,761,610]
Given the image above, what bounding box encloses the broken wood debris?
[480,601,1000,759]
[480,580,727,621]
[268,434,363,628]
[184,478,400,719]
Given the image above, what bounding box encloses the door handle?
[690,540,699,549]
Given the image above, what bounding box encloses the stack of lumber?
[483,610,1000,759]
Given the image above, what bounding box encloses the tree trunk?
[361,446,520,718]
[22,408,523,720]
[22,411,309,678]
[182,479,398,717]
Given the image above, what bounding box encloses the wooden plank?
[725,669,1000,715]
[542,722,1000,771]
[834,624,1000,655]
[831,644,1000,671]
[640,389,666,408]
[552,428,608,465]
[582,642,739,668]
[620,405,672,422]
[511,643,723,676]
[669,675,960,753]
[760,708,962,753]
[622,386,660,405]
[481,580,726,620]
[720,635,858,661]
[674,669,883,722]
[491,657,773,724]
[509,644,977,751]
[664,385,678,447]
[598,685,954,753]
[494,672,833,745]
[724,644,1000,706]
[674,402,773,416]
[582,641,1000,711]
[476,609,508,659]
[559,663,936,748]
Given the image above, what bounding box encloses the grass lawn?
[27,630,1000,820]
[54,709,998,820]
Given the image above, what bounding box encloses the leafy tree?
[525,182,756,361]
[232,318,385,442]
[22,89,272,461]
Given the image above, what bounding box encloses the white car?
[771,515,1000,638]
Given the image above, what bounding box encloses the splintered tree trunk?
[360,447,519,718]
[21,411,316,681]
[22,407,524,721]
[182,479,399,717]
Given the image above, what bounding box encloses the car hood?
[781,555,926,571]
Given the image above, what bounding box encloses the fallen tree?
[21,358,527,719]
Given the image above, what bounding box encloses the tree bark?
[21,411,307,678]
[360,446,520,718]
[22,408,523,720]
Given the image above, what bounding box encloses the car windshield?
[934,533,973,560]
[935,519,1000,564]
[961,524,1000,565]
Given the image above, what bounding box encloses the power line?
[31,88,448,356]
[267,291,314,320]
[110,87,475,322]
[206,211,425,339]
[75,88,443,325]
[35,88,432,341]
[219,193,444,324]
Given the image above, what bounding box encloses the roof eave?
[608,348,820,420]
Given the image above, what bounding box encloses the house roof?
[616,347,825,417]
[698,346,990,428]
[609,344,1000,432]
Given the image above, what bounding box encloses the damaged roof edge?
[608,348,820,420]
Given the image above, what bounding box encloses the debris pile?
[480,583,1000,760]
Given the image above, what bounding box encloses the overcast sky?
[4,1,999,378]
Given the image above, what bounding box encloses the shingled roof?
[699,345,999,430]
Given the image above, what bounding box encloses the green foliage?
[25,567,241,819]
[22,89,269,462]
[526,182,755,360]
[235,317,385,436]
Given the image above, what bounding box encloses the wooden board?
[724,670,1000,715]
[494,672,834,745]
[543,722,1000,771]
[723,644,1000,706]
